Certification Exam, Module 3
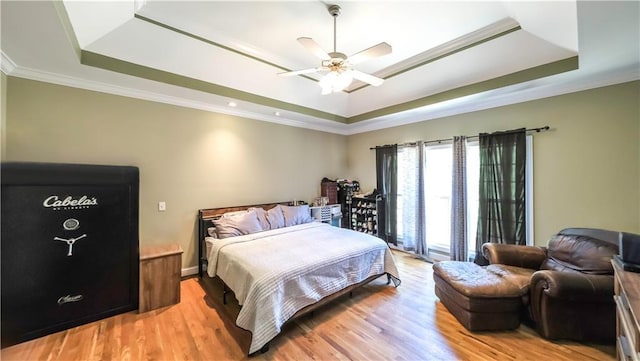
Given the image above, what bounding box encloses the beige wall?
[5,77,639,263]
[347,81,640,245]
[4,77,348,269]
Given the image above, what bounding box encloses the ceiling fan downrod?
[328,5,341,54]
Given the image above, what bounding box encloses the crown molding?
[351,17,521,90]
[3,52,637,137]
[1,53,350,135]
[1,51,17,75]
[344,65,640,135]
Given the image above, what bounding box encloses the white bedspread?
[205,222,400,354]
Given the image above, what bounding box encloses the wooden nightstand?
[139,244,183,313]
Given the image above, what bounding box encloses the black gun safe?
[1,162,139,347]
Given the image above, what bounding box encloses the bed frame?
[196,201,394,355]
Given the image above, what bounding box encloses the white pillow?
[213,210,263,239]
[207,226,217,238]
[281,205,314,227]
[266,205,285,229]
[222,210,248,218]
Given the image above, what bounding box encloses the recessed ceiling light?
[228,101,237,107]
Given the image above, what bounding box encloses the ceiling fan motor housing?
[328,5,341,17]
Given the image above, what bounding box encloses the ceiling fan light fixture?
[320,69,353,94]
[280,4,391,94]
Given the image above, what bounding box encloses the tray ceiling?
[1,1,638,134]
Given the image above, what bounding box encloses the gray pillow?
[213,210,263,239]
[281,205,313,227]
[248,207,270,230]
[266,205,285,229]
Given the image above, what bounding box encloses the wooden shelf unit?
[613,259,640,361]
[350,196,381,237]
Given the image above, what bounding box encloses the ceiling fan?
[278,4,392,94]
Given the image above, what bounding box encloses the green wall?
[347,81,640,244]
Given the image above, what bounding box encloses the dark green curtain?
[376,145,397,246]
[474,129,526,265]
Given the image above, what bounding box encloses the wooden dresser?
[139,244,183,313]
[613,259,640,361]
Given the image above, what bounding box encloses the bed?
[197,201,400,355]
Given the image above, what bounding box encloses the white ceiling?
[1,1,638,135]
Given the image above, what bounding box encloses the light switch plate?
[158,201,166,211]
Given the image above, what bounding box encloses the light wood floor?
[2,251,615,360]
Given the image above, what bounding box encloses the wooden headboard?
[197,201,293,277]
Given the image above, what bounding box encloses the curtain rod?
[370,126,550,150]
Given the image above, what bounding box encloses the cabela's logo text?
[43,196,98,210]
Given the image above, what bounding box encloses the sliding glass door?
[423,145,454,254]
[422,143,480,260]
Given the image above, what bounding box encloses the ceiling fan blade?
[347,42,392,65]
[297,37,331,61]
[351,70,384,87]
[278,67,324,77]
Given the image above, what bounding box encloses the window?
[395,136,532,261]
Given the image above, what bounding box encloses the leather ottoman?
[433,261,532,331]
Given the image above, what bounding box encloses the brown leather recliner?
[482,228,619,343]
